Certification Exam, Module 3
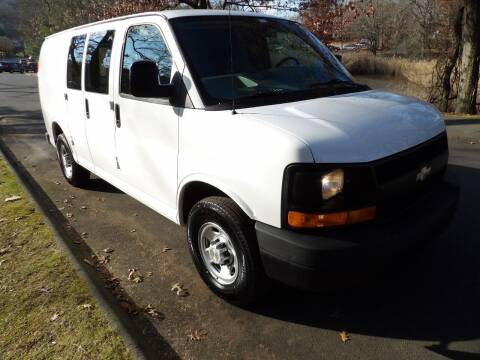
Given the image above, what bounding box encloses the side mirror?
[130,61,174,99]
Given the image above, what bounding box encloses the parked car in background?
[25,61,38,73]
[0,60,25,73]
[342,43,357,51]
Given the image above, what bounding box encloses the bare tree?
[455,0,480,114]
[410,0,437,57]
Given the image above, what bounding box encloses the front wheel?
[56,134,90,187]
[187,196,268,305]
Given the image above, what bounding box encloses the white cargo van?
[39,10,458,304]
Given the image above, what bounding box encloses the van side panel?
[39,35,70,148]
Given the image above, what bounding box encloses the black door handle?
[115,104,121,128]
[85,99,90,119]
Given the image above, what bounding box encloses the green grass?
[0,157,132,360]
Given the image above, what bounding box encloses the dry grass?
[0,157,132,360]
[342,52,435,88]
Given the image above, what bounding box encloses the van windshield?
[170,16,368,109]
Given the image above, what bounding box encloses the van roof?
[45,9,281,39]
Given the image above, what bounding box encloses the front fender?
[177,174,255,224]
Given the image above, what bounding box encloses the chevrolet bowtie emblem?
[416,166,432,182]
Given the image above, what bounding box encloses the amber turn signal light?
[288,207,376,228]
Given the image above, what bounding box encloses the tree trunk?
[455,0,480,114]
[439,6,463,112]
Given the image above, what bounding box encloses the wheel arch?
[177,177,255,225]
[51,122,63,143]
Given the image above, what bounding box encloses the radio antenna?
[228,2,237,115]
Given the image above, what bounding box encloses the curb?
[0,137,159,360]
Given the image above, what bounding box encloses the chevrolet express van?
[39,10,458,304]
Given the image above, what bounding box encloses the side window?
[66,35,86,90]
[121,24,172,94]
[85,30,115,94]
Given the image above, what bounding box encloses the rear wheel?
[187,196,268,305]
[56,134,90,187]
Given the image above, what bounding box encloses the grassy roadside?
[0,157,132,359]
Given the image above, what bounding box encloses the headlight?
[321,169,344,200]
[283,165,377,228]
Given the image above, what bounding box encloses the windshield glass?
[170,16,364,109]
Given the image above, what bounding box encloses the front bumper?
[256,176,459,290]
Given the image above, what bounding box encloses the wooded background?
[0,0,479,114]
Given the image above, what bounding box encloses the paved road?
[1,73,480,359]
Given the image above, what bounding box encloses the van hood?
[239,90,445,163]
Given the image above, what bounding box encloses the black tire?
[56,134,90,187]
[187,196,268,305]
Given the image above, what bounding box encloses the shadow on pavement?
[248,164,480,360]
[445,119,480,126]
[0,106,43,120]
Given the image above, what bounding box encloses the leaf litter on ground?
[187,329,208,341]
[171,283,189,297]
[127,268,143,283]
[144,304,163,319]
[339,330,350,343]
[4,195,22,203]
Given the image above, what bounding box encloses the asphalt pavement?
[1,73,479,359]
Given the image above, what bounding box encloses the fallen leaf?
[80,206,87,210]
[103,248,114,253]
[0,218,7,223]
[144,304,163,319]
[188,329,208,341]
[130,229,136,233]
[97,255,110,265]
[127,268,143,283]
[81,303,93,310]
[127,268,136,281]
[83,258,94,266]
[339,330,350,343]
[5,195,22,203]
[0,259,6,266]
[171,283,189,297]
[54,181,60,185]
[51,313,60,321]
[81,232,88,238]
[147,271,153,277]
[66,213,74,219]
[14,216,25,222]
[162,247,171,253]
